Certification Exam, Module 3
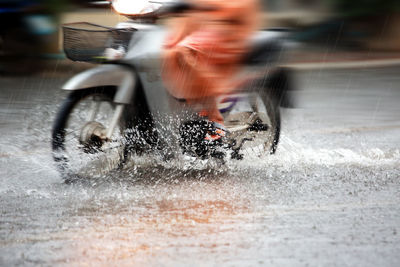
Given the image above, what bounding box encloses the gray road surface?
[0,64,399,266]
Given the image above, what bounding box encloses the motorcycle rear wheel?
[223,89,280,158]
[52,87,126,182]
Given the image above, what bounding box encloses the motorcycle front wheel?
[52,87,126,182]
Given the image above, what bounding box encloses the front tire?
[52,87,126,181]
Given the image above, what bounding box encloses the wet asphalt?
[0,63,399,266]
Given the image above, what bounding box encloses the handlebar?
[152,1,217,17]
[109,0,217,21]
[82,1,112,8]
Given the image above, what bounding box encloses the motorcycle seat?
[242,30,286,66]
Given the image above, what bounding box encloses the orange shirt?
[162,0,261,99]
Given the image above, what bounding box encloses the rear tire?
[260,89,281,154]
[223,89,281,157]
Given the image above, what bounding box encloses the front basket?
[62,22,136,63]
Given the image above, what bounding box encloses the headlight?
[112,0,162,15]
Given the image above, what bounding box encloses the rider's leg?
[188,97,224,125]
[188,96,227,141]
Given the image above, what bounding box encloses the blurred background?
[266,0,400,50]
[1,0,400,74]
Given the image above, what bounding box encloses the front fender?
[62,64,136,104]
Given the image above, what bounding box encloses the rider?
[162,0,261,141]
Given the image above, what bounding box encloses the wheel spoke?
[52,89,126,180]
[223,90,279,158]
[87,98,101,121]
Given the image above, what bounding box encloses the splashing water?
[1,67,400,266]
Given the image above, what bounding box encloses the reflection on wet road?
[0,66,399,266]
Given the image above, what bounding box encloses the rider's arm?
[164,16,199,48]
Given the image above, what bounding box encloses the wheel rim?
[54,92,124,179]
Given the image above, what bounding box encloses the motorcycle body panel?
[124,25,173,114]
[122,25,198,146]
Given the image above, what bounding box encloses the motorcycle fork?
[86,95,125,140]
[106,104,125,139]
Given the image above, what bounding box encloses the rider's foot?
[204,121,228,143]
[179,119,231,159]
[203,121,231,160]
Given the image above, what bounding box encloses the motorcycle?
[51,0,292,181]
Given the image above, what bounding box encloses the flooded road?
[1,65,399,266]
